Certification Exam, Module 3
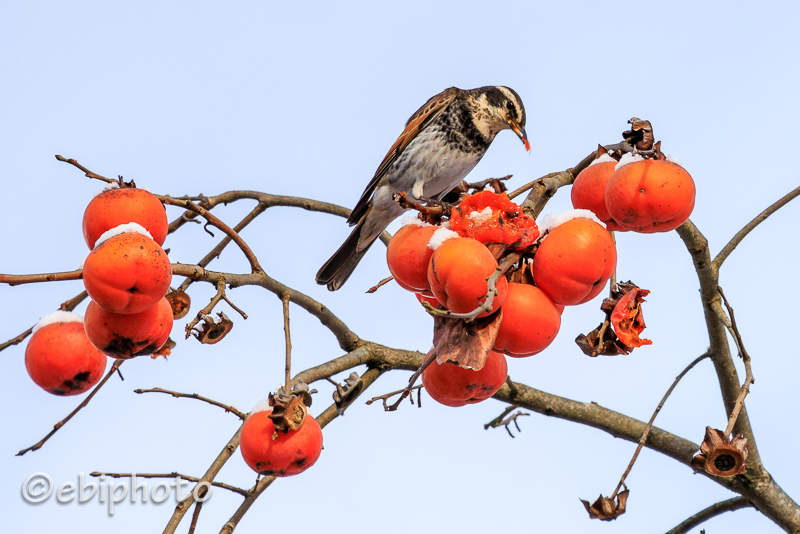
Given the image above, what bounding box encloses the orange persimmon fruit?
[83,187,168,249]
[427,237,508,317]
[83,232,172,314]
[422,350,508,407]
[25,315,107,396]
[240,408,323,477]
[493,283,561,357]
[605,159,696,233]
[571,159,627,232]
[533,218,617,306]
[387,223,438,293]
[84,297,173,359]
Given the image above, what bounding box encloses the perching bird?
[316,86,529,291]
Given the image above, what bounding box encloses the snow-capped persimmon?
[533,218,617,306]
[240,407,323,476]
[571,158,627,232]
[84,297,173,359]
[450,191,539,249]
[605,159,696,233]
[25,313,107,396]
[427,237,508,317]
[422,350,508,407]
[387,223,438,293]
[494,283,561,357]
[83,187,168,249]
[83,232,172,314]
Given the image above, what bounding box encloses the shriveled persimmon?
[494,283,561,357]
[240,407,323,476]
[422,349,508,407]
[605,159,695,233]
[427,237,508,317]
[83,232,172,314]
[84,297,173,359]
[450,191,539,248]
[533,218,617,306]
[25,313,107,396]
[571,159,627,232]
[83,188,168,249]
[387,223,438,293]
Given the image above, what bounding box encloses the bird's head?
[470,86,529,151]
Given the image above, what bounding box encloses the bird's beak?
[508,118,530,151]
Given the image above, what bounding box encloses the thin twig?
[366,276,393,294]
[365,385,423,410]
[714,184,800,268]
[133,388,246,419]
[1,291,88,354]
[89,471,247,497]
[17,360,124,456]
[717,287,754,437]
[185,276,246,338]
[282,293,292,394]
[56,156,265,274]
[609,352,710,499]
[383,350,438,411]
[422,252,521,321]
[177,202,269,293]
[507,172,560,200]
[0,269,83,286]
[664,496,753,534]
[188,497,204,534]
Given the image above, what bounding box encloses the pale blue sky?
[2,1,799,533]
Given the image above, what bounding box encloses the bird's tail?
[315,218,375,291]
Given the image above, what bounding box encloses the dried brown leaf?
[433,309,502,371]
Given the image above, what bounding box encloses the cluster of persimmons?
[24,186,173,396]
[387,150,695,408]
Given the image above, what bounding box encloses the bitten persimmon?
[25,313,107,396]
[450,191,539,248]
[427,237,508,317]
[494,283,561,357]
[571,159,627,232]
[240,407,323,476]
[422,350,508,407]
[83,187,168,249]
[84,297,173,359]
[533,218,617,306]
[387,223,438,293]
[83,232,172,314]
[605,159,695,233]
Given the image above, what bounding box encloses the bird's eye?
[506,101,515,111]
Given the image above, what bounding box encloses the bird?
[316,86,529,291]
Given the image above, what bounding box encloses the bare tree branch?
[714,184,800,269]
[664,496,753,534]
[89,471,247,497]
[17,360,123,456]
[133,388,246,420]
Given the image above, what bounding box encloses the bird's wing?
[347,87,460,225]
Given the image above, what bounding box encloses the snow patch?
[467,207,493,225]
[615,152,645,170]
[538,209,606,235]
[32,311,83,333]
[427,228,460,250]
[400,216,433,227]
[588,154,617,167]
[94,222,154,248]
[251,399,272,414]
[666,154,683,166]
[93,182,120,197]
